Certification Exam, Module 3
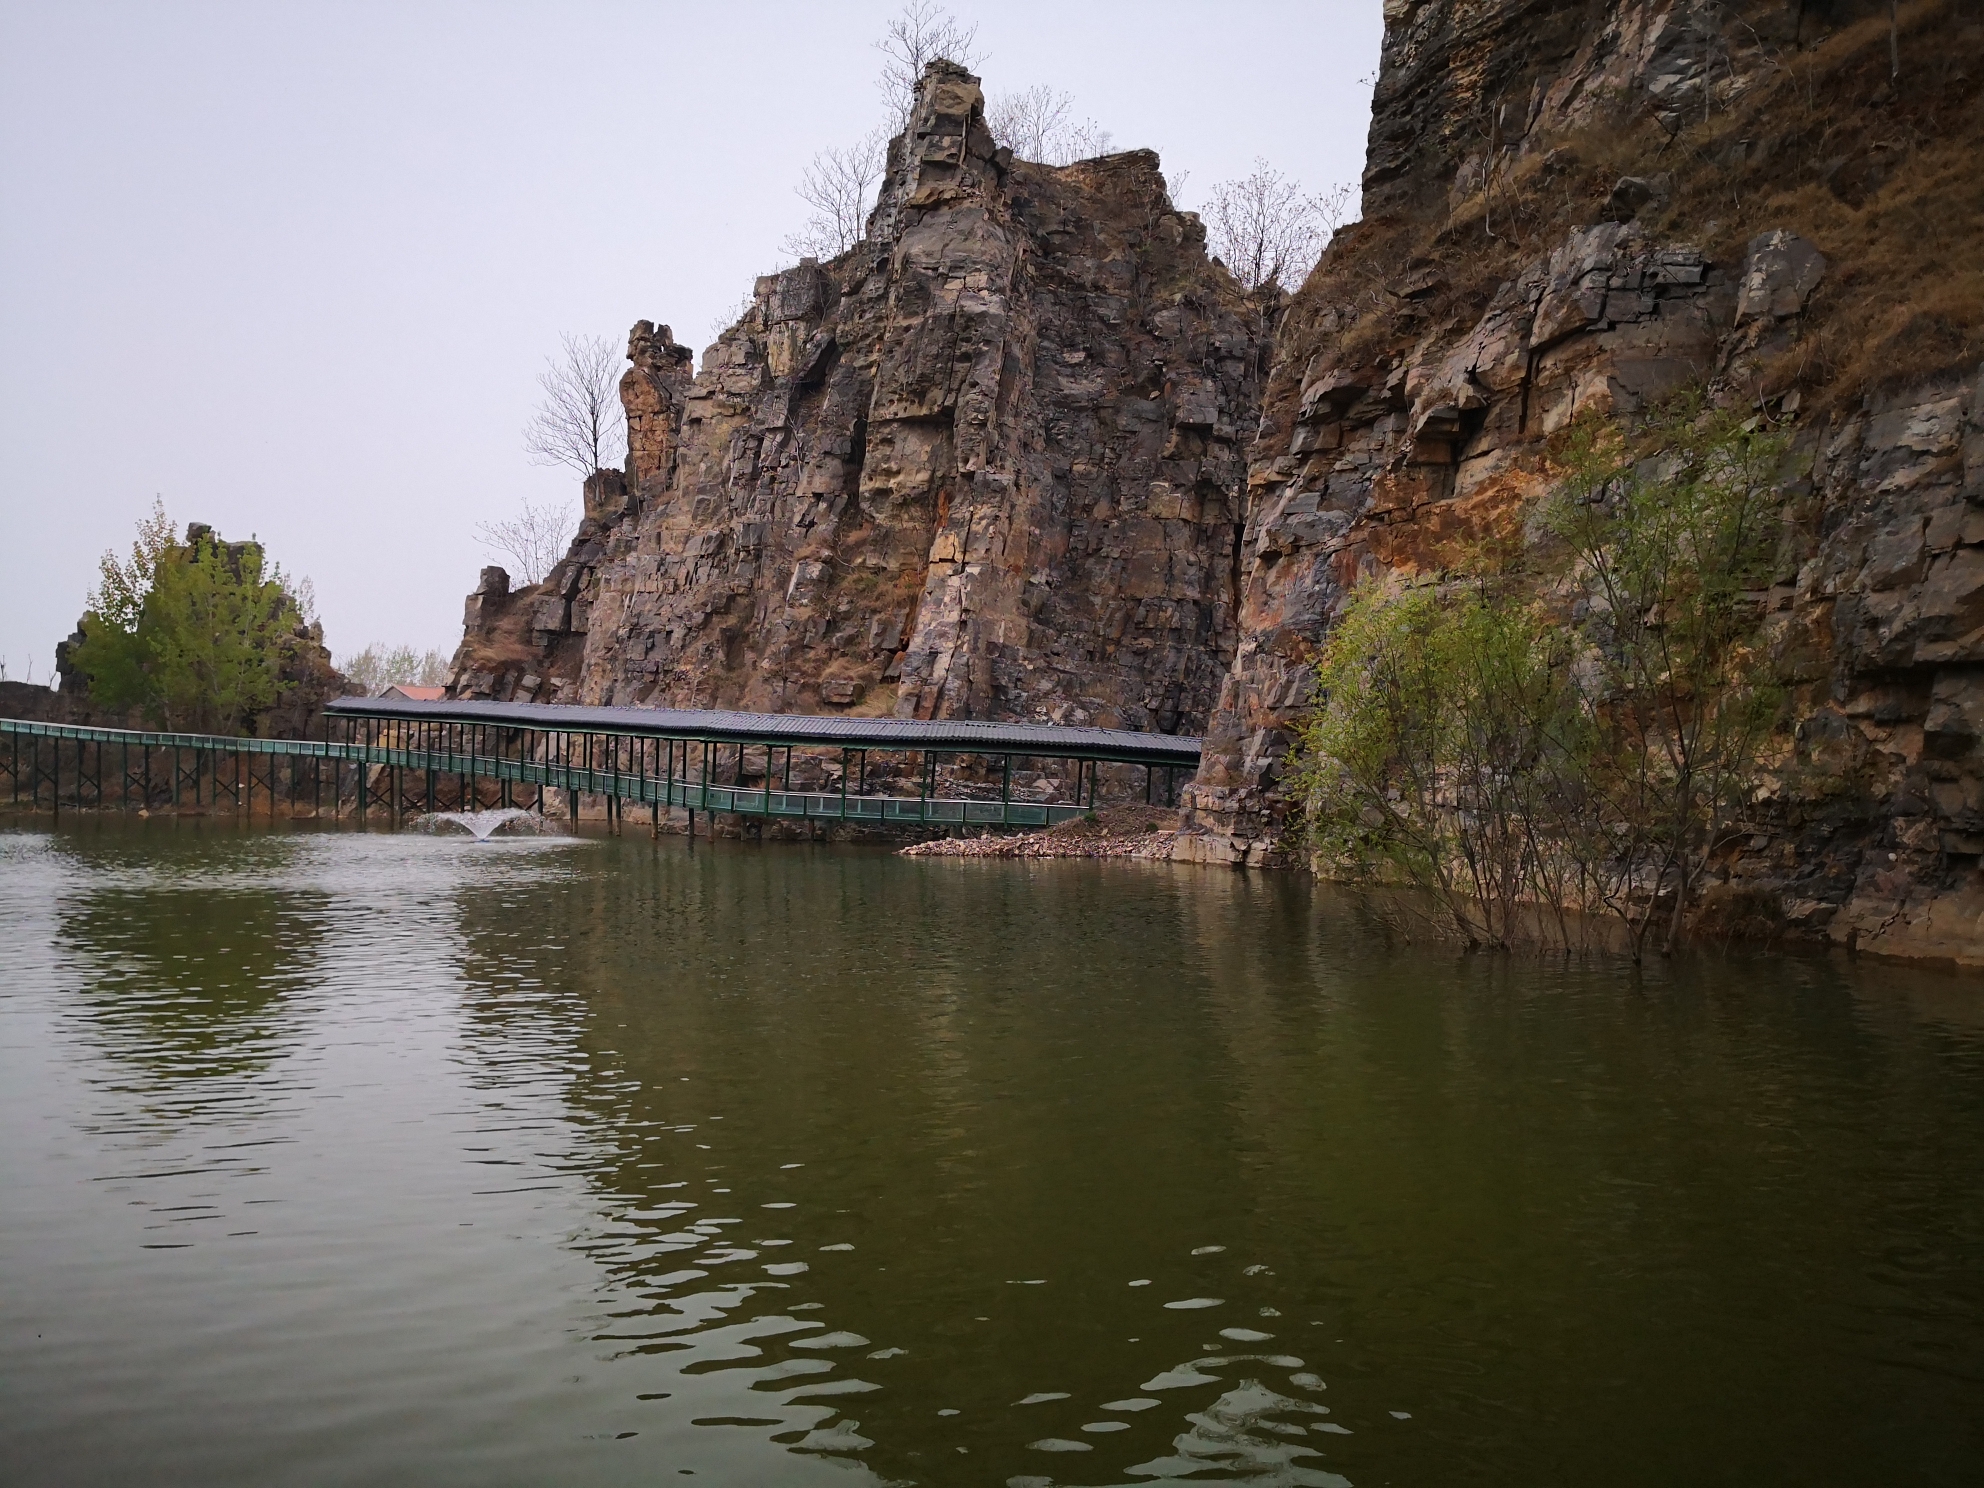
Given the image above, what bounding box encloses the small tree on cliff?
[71,506,309,735]
[1203,162,1351,292]
[787,6,1119,258]
[875,1,982,128]
[783,4,980,260]
[1289,398,1790,960]
[1545,400,1789,957]
[987,85,1113,165]
[786,130,889,258]
[474,497,576,587]
[523,332,625,476]
[1293,579,1590,951]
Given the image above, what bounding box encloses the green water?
[0,819,1979,1486]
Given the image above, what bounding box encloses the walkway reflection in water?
[1,819,1980,1487]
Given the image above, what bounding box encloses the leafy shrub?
[1292,398,1792,959]
[71,503,310,736]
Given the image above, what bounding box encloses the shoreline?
[899,806,1181,861]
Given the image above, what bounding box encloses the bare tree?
[779,5,984,268]
[288,573,319,626]
[876,0,983,128]
[1202,160,1349,292]
[784,128,889,259]
[523,333,626,476]
[475,498,578,587]
[987,85,1114,165]
[339,643,451,694]
[708,285,763,343]
[1314,180,1356,238]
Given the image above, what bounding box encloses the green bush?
[1546,398,1788,956]
[1292,397,1791,959]
[1294,580,1586,950]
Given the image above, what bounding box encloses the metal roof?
[324,695,1202,767]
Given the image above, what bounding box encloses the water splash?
[410,808,543,841]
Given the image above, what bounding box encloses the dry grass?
[1279,0,1984,421]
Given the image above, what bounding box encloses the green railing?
[0,716,1095,828]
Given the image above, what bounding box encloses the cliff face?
[1176,0,1984,964]
[453,6,1984,963]
[453,62,1273,737]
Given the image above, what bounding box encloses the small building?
[381,685,446,702]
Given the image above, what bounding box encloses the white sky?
[0,0,1383,679]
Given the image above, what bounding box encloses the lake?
[1,819,1979,1485]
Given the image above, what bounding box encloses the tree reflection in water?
[53,828,329,1096]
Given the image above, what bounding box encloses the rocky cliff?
[454,5,1984,963]
[452,61,1273,739]
[1175,0,1984,965]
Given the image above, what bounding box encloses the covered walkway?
[3,700,1201,830]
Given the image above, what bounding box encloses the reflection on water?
[0,817,1980,1487]
[53,840,329,1087]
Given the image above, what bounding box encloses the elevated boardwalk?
[1,701,1201,831]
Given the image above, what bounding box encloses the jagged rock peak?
[868,61,1008,242]
[449,65,1273,734]
[623,320,693,488]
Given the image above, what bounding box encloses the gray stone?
[1735,230,1826,323]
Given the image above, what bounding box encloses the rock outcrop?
[453,5,1984,963]
[451,61,1273,739]
[1174,0,1984,964]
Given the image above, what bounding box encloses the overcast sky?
[0,0,1384,680]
